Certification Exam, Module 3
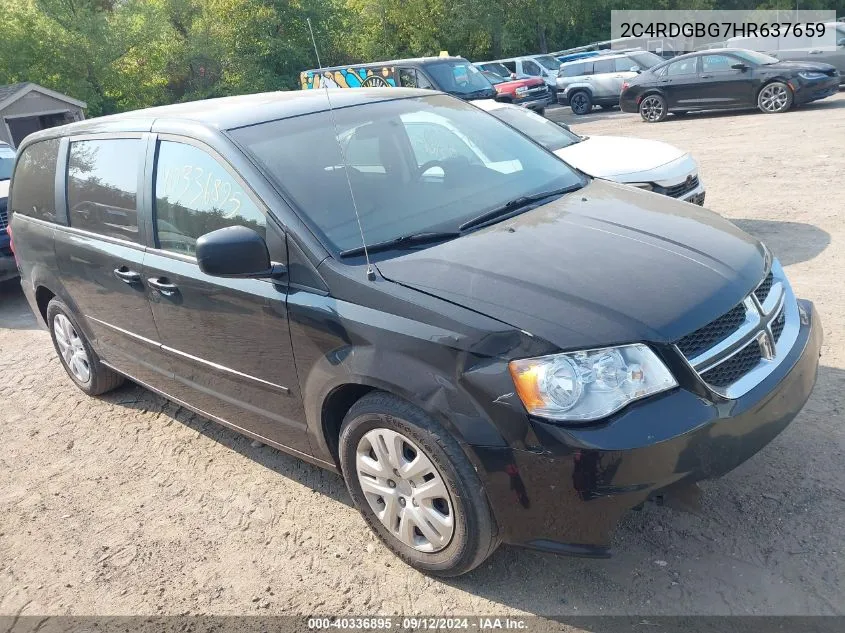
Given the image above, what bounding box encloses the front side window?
[667,58,698,75]
[232,95,585,256]
[522,60,541,76]
[592,59,615,74]
[560,62,587,78]
[154,141,266,256]
[702,55,736,72]
[9,138,60,222]
[67,139,141,242]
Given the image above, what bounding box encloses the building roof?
[26,87,432,140]
[0,82,87,111]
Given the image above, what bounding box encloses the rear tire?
[569,90,592,115]
[757,81,793,114]
[639,93,668,122]
[47,298,125,396]
[339,391,499,577]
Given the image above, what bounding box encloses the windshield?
[481,71,504,85]
[490,106,581,152]
[733,50,779,65]
[535,55,561,71]
[484,63,512,78]
[629,51,664,69]
[232,95,585,255]
[0,146,14,180]
[424,61,493,96]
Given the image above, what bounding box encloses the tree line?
[2,0,843,117]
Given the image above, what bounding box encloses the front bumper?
[475,299,821,556]
[793,75,840,105]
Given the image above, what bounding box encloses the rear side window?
[9,138,60,222]
[154,140,266,256]
[593,59,615,74]
[502,61,516,73]
[560,62,587,77]
[67,139,142,243]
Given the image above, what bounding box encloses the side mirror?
[630,65,641,73]
[731,62,749,71]
[510,73,517,79]
[196,225,285,278]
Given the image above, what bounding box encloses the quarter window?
[67,139,142,242]
[154,141,265,256]
[9,138,60,222]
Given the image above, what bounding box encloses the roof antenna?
[307,17,376,282]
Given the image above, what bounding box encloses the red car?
[481,71,552,114]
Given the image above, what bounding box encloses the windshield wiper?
[458,185,582,232]
[339,231,461,258]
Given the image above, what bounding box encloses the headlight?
[629,182,654,191]
[798,71,827,80]
[508,344,677,422]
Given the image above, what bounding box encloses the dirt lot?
[1,93,844,619]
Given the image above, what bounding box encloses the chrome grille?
[655,176,699,198]
[754,271,773,304]
[701,343,762,388]
[674,261,799,399]
[676,302,746,358]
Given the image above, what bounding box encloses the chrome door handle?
[147,277,179,296]
[113,267,141,284]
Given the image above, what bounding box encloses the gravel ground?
[1,93,844,619]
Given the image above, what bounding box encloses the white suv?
[557,51,663,114]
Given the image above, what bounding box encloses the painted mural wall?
[300,66,397,90]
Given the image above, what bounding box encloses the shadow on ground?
[107,359,844,616]
[731,219,831,267]
[0,280,39,330]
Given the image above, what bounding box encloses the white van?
[488,55,562,95]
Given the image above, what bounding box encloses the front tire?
[339,392,499,577]
[758,81,793,114]
[47,298,125,395]
[639,94,668,122]
[569,90,592,115]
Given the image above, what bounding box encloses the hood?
[495,77,545,91]
[0,179,9,200]
[555,136,686,178]
[766,60,837,73]
[376,179,766,350]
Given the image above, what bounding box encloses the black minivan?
[9,88,821,576]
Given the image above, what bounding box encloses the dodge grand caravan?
[9,88,821,577]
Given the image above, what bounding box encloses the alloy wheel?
[640,96,664,121]
[571,93,589,114]
[355,428,455,553]
[759,83,789,112]
[53,313,91,383]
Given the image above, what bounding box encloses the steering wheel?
[416,159,449,180]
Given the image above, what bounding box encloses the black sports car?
[620,48,840,122]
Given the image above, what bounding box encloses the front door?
[697,54,754,107]
[53,134,168,390]
[141,136,311,455]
